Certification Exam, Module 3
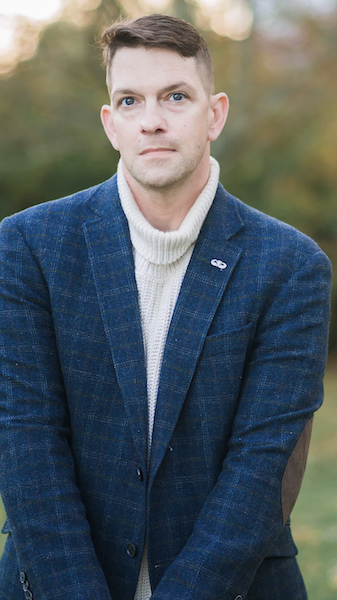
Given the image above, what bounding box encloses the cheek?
[115,121,137,147]
[181,115,205,135]
[185,120,209,145]
[111,124,131,153]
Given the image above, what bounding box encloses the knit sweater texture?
[117,157,220,600]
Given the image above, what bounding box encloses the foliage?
[0,0,121,217]
[0,0,336,345]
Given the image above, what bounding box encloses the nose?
[140,100,167,134]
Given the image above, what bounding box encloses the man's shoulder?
[215,183,329,263]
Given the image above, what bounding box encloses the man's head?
[99,15,229,209]
[100,13,214,96]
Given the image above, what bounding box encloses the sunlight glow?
[0,0,102,74]
[0,19,12,53]
[140,0,171,11]
[198,0,254,40]
[0,1,62,73]
[0,0,61,21]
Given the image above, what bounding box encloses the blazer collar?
[84,176,244,240]
[82,177,244,479]
[148,183,244,484]
[83,175,148,470]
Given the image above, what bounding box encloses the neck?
[122,159,211,232]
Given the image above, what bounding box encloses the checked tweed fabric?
[0,175,332,600]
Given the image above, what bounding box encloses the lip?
[139,148,176,155]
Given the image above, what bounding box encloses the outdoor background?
[0,0,336,598]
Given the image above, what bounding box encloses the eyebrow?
[112,81,196,99]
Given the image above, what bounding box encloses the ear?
[208,93,229,142]
[100,104,120,151]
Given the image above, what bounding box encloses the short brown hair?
[99,14,214,95]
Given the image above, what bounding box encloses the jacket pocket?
[200,322,253,359]
[192,322,254,412]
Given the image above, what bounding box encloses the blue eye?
[171,93,185,101]
[121,97,135,106]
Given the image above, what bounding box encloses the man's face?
[101,46,228,195]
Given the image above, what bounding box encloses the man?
[0,13,331,600]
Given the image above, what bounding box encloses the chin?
[141,173,185,190]
[132,166,183,190]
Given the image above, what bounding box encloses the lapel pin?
[211,259,227,270]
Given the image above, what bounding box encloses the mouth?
[139,148,176,156]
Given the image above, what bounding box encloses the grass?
[0,358,336,598]
[292,356,337,600]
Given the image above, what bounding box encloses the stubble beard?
[124,146,206,194]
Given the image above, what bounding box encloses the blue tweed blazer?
[0,176,331,600]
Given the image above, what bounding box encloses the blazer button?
[126,542,137,557]
[136,467,144,481]
[20,572,27,584]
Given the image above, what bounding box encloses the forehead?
[109,46,205,95]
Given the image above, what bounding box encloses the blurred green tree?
[0,0,122,218]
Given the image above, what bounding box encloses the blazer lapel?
[149,185,244,485]
[83,177,148,466]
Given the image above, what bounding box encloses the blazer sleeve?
[151,245,332,600]
[0,218,112,600]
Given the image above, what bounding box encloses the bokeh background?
[0,0,336,597]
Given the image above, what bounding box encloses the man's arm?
[151,246,332,600]
[0,218,112,599]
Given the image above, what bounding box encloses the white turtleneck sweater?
[117,157,220,600]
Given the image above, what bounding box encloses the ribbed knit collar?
[117,157,220,266]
